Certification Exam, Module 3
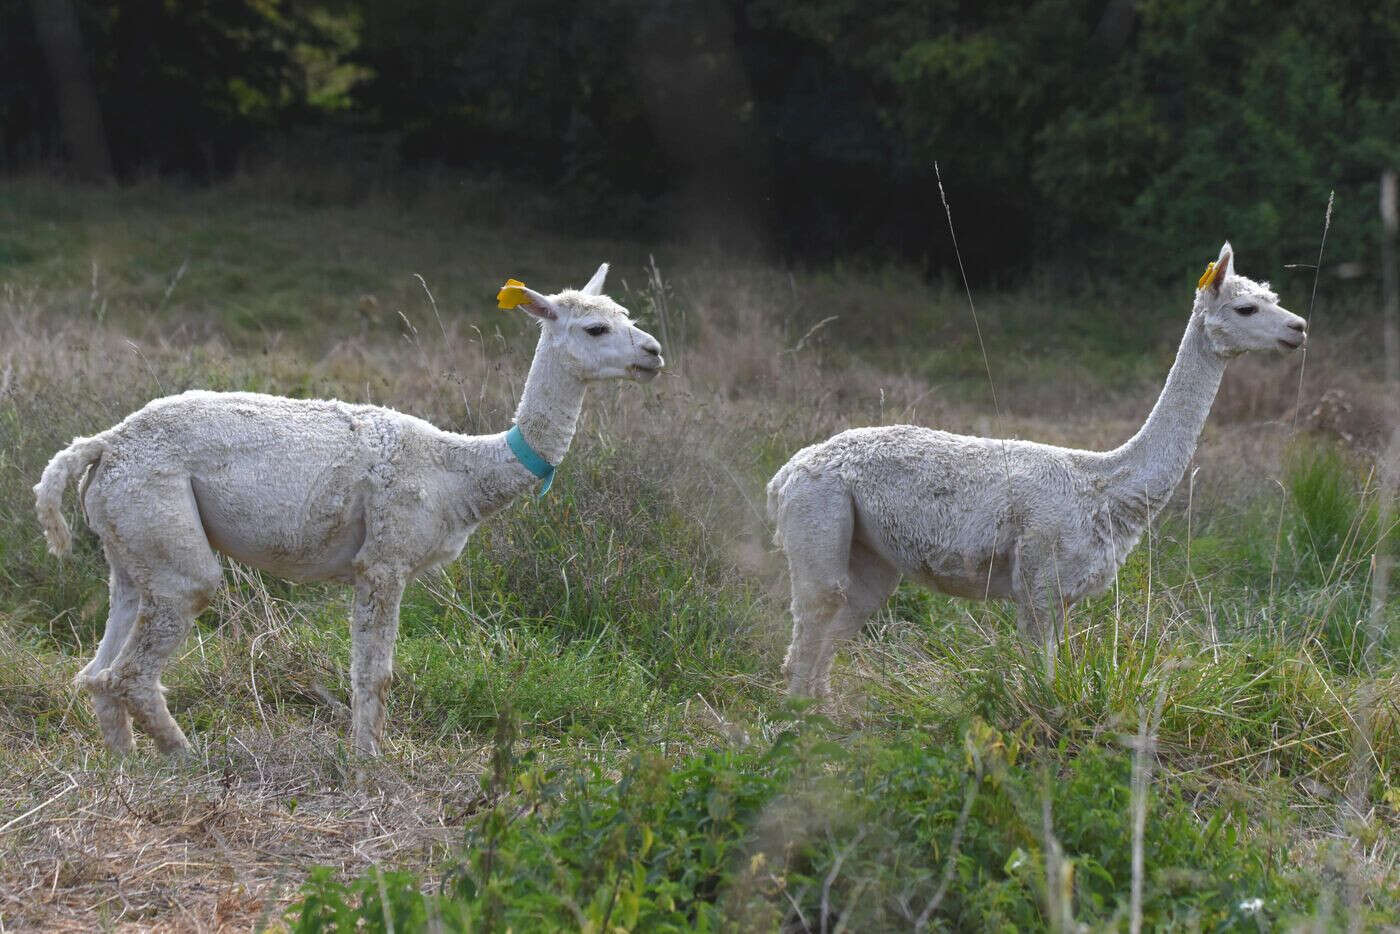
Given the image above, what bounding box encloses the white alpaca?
[34,264,663,755]
[768,243,1306,697]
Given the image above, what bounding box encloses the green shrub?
[293,866,471,933]
[288,717,1341,931]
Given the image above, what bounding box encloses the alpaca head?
[505,264,665,382]
[1194,242,1307,358]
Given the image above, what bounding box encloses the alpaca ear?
[1208,242,1233,292]
[498,279,559,321]
[580,262,609,297]
[517,286,559,321]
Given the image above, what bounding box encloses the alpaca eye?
[584,324,610,336]
[1234,304,1258,316]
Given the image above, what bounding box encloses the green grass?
[0,176,1395,930]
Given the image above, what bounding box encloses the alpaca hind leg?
[775,477,855,698]
[807,542,900,698]
[77,558,140,754]
[784,580,844,698]
[111,580,218,754]
[349,566,406,756]
[100,482,222,754]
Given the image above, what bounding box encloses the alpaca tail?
[34,434,107,557]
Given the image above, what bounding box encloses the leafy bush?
[288,716,1339,931]
[294,867,471,933]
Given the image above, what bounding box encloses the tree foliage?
[3,0,1397,277]
[1,0,324,178]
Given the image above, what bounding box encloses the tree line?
[3,0,1397,280]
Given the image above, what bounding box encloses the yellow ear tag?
[1196,262,1217,290]
[497,279,529,309]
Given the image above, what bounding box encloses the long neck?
[1103,313,1227,515]
[512,335,586,466]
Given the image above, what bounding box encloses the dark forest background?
[3,0,1398,281]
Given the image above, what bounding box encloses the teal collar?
[506,424,556,496]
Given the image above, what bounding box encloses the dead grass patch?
[0,729,485,932]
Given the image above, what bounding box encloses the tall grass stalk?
[934,160,1035,678]
[1346,167,1400,930]
[1129,679,1169,934]
[1290,189,1335,433]
[912,750,981,930]
[645,254,676,366]
[1369,169,1399,671]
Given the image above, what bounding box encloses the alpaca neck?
[512,335,586,467]
[1103,313,1226,519]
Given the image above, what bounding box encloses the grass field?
[0,176,1396,931]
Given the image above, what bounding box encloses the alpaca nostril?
[1289,321,1306,332]
[644,343,661,357]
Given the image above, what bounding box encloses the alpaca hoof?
[154,733,192,756]
[350,726,382,758]
[102,733,136,757]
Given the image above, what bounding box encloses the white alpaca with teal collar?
[34,263,664,757]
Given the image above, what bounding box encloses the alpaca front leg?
[1015,593,1065,679]
[349,569,405,756]
[1014,598,1054,643]
[1011,541,1068,657]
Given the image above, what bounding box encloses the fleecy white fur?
[767,243,1308,698]
[34,263,664,756]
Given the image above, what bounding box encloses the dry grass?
[0,729,483,932]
